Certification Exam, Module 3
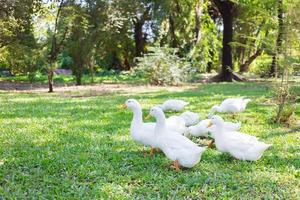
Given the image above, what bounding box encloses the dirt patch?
[0,81,50,91]
[0,80,199,96]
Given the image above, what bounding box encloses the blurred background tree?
[0,0,299,88]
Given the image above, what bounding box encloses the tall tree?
[211,0,235,81]
[66,7,91,85]
[132,5,151,57]
[47,0,67,92]
[0,0,42,48]
[269,0,284,77]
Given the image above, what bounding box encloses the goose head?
[209,115,224,127]
[208,105,220,117]
[149,106,165,120]
[156,104,164,111]
[124,99,141,111]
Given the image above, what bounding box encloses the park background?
[0,0,299,199]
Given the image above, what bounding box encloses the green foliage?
[1,0,300,82]
[0,44,46,81]
[64,5,93,85]
[250,56,272,76]
[188,2,221,72]
[57,51,73,69]
[133,47,193,85]
[0,0,42,48]
[270,0,300,125]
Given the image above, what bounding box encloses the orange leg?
[208,140,214,148]
[170,160,180,171]
[144,147,154,156]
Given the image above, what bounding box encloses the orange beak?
[207,120,213,128]
[145,114,152,120]
[118,104,127,109]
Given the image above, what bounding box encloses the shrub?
[132,47,193,85]
[250,56,273,76]
[0,44,46,82]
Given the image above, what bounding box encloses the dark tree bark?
[169,13,178,48]
[133,7,150,57]
[111,51,122,70]
[207,61,213,73]
[207,50,214,73]
[270,0,284,77]
[123,55,130,70]
[48,71,54,92]
[133,21,144,57]
[211,0,236,82]
[75,71,82,85]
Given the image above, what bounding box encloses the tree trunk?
[240,49,262,73]
[212,0,235,82]
[76,72,82,85]
[270,54,277,77]
[134,21,144,57]
[207,50,214,73]
[169,14,178,48]
[48,34,56,93]
[220,2,234,81]
[48,69,54,93]
[47,0,65,92]
[124,56,130,70]
[194,0,203,43]
[239,25,268,73]
[207,62,212,73]
[111,51,121,70]
[133,7,150,57]
[270,0,284,77]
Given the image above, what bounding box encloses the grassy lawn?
[0,72,145,85]
[0,82,299,199]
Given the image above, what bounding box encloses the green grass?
[0,82,299,199]
[0,72,145,85]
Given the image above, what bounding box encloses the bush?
[132,47,193,85]
[250,56,272,76]
[0,44,46,82]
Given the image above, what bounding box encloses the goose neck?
[155,114,167,134]
[215,105,222,112]
[131,107,143,126]
[214,123,225,137]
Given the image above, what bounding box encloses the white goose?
[158,99,189,112]
[208,115,272,161]
[149,106,206,171]
[187,119,241,138]
[209,98,251,116]
[178,111,201,126]
[121,99,187,155]
[165,115,187,135]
